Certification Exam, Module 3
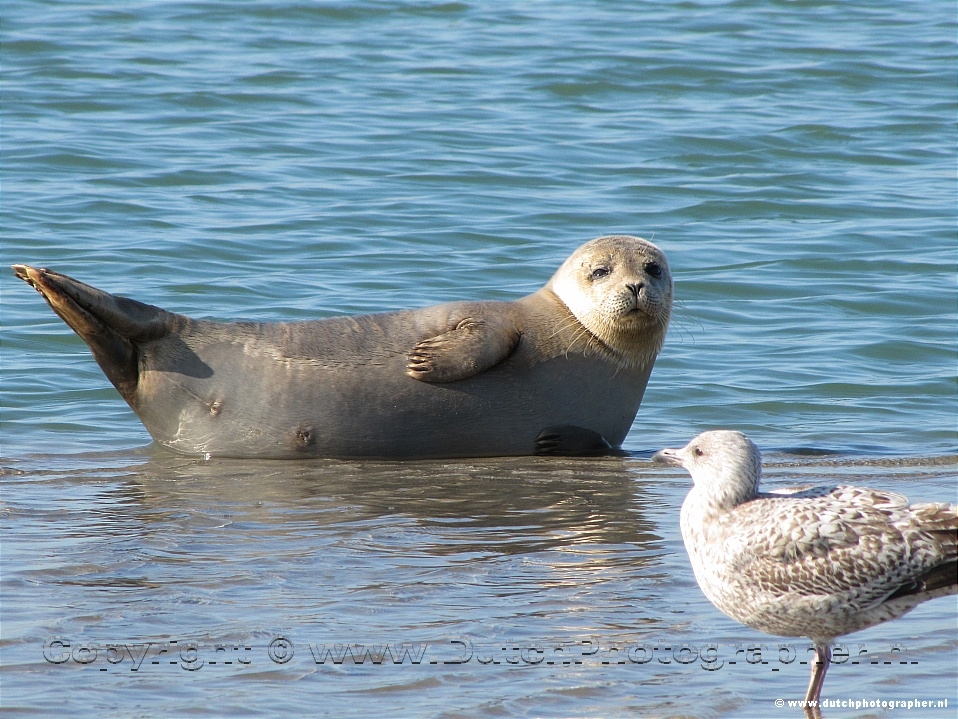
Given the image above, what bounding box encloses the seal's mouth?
[617,304,655,324]
[625,297,671,327]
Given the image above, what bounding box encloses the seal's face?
[549,235,672,367]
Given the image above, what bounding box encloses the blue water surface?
[2,2,955,717]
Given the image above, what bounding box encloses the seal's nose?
[626,282,644,297]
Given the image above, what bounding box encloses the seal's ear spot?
[406,315,521,383]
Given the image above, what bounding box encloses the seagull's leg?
[805,643,830,705]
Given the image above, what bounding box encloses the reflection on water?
[3,453,666,618]
[2,449,955,717]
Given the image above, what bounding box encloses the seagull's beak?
[652,447,684,467]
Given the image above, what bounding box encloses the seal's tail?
[12,265,180,406]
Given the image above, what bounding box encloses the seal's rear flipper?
[534,425,614,456]
[12,265,179,407]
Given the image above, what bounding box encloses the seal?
[13,235,672,459]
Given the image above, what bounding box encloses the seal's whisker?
[666,299,700,345]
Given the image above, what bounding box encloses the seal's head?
[549,235,672,368]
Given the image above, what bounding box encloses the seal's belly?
[136,344,647,459]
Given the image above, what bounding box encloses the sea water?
[2,2,955,716]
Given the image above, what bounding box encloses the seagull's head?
[653,430,762,508]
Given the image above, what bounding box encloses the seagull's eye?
[590,267,610,280]
[693,447,704,457]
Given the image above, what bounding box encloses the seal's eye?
[590,267,610,280]
[645,262,662,279]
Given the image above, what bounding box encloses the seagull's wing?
[725,486,953,606]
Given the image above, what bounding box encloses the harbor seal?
[13,235,672,459]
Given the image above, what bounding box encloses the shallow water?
[2,1,956,717]
[2,453,955,717]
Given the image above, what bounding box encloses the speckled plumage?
[655,430,957,707]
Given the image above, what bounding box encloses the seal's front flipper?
[534,425,614,456]
[12,265,179,406]
[406,316,521,383]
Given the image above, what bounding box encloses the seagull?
[654,430,956,712]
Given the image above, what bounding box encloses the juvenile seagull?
[654,430,956,708]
